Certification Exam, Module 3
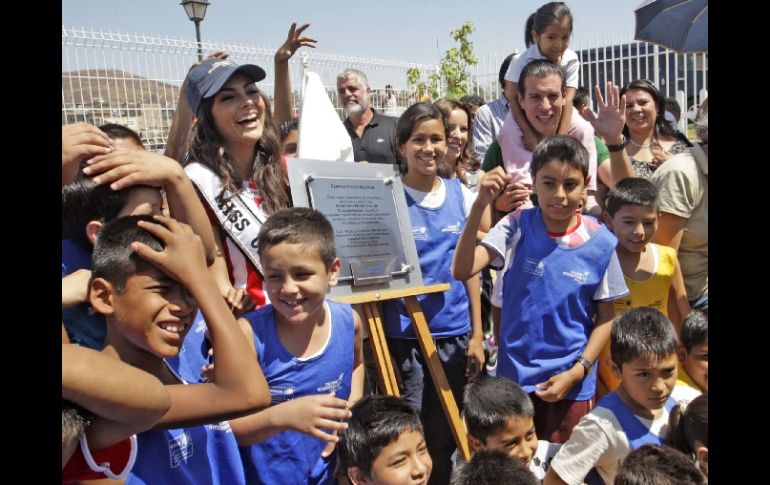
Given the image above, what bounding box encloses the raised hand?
[275,22,317,62]
[494,181,531,214]
[476,167,512,208]
[586,81,627,143]
[131,215,207,285]
[62,123,113,185]
[223,286,257,317]
[83,150,184,190]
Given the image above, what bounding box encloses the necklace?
[628,138,652,149]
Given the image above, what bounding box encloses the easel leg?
[361,302,400,396]
[404,296,471,462]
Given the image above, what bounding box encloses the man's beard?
[345,98,369,116]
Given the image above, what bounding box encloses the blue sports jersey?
[127,366,245,484]
[239,300,355,484]
[383,178,470,338]
[595,392,677,449]
[498,207,617,400]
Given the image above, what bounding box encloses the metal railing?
[63,27,707,149]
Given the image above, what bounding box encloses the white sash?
[185,162,265,276]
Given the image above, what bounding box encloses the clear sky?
[62,0,640,65]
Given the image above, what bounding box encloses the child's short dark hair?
[615,444,707,485]
[256,207,336,270]
[98,123,145,149]
[611,307,679,367]
[91,215,164,292]
[338,395,423,479]
[680,309,708,353]
[463,376,534,444]
[450,449,537,485]
[530,135,589,180]
[605,177,659,216]
[62,175,151,249]
[573,86,590,110]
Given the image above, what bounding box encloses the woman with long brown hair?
[184,58,291,314]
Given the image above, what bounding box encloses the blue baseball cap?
[186,58,266,115]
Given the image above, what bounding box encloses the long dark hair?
[187,91,290,215]
[620,79,676,141]
[395,102,446,175]
[526,2,573,47]
[433,99,480,182]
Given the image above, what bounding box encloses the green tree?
[406,22,478,101]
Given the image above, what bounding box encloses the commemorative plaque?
[286,159,423,298]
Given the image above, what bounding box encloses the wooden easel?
[332,283,471,461]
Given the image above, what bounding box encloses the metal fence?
[62,26,437,150]
[63,27,707,149]
[468,37,708,132]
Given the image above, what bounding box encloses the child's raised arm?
[132,215,269,428]
[452,167,509,281]
[62,269,91,308]
[83,150,217,265]
[63,344,171,454]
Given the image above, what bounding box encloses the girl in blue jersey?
[382,102,486,484]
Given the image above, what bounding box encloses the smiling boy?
[544,307,700,485]
[89,215,269,484]
[453,135,628,443]
[229,207,364,484]
[597,177,690,392]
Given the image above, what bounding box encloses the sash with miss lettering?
[185,162,267,306]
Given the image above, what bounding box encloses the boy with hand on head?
[228,208,364,485]
[676,310,707,393]
[544,307,700,485]
[453,135,629,443]
[62,122,216,349]
[338,395,432,485]
[598,177,690,393]
[451,449,538,485]
[89,215,269,484]
[463,375,560,480]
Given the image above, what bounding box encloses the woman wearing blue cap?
[183,57,290,315]
[181,24,315,316]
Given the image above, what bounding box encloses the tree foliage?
[406,22,478,101]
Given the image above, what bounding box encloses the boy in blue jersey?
[543,307,700,485]
[88,215,269,484]
[229,207,365,484]
[453,135,629,443]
